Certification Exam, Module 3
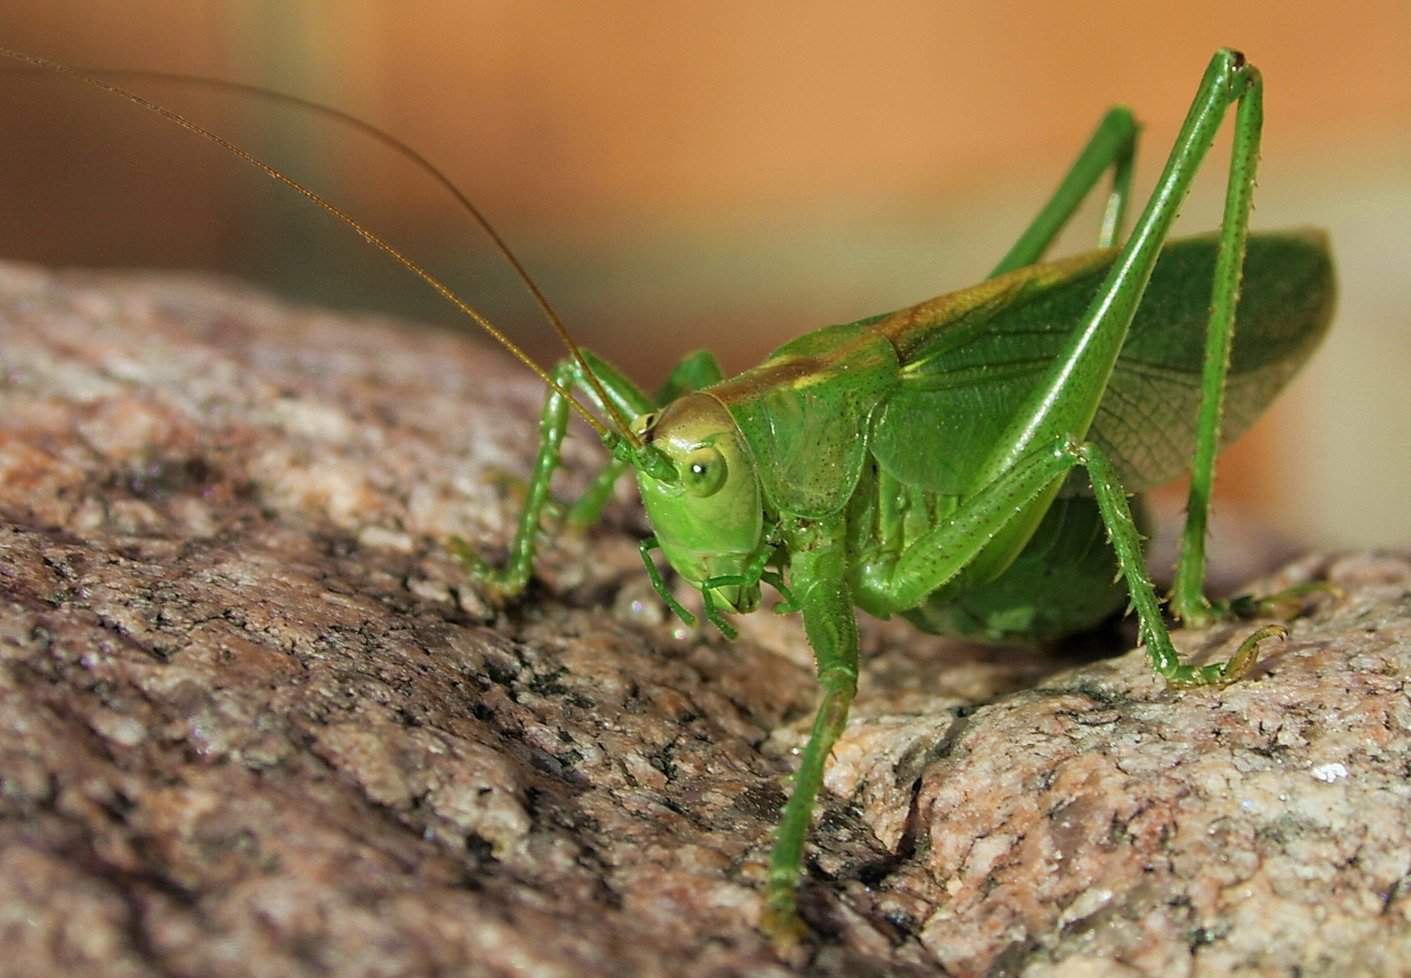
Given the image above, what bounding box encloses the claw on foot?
[1224,581,1341,620]
[447,535,525,603]
[1218,621,1287,684]
[1169,621,1287,689]
[1173,578,1339,630]
[760,900,807,953]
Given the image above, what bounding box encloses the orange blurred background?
[0,2,1407,552]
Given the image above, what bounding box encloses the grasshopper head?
[632,393,765,612]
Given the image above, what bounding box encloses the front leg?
[455,349,725,598]
[762,515,859,945]
[453,353,654,598]
[450,358,581,598]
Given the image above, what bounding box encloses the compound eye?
[681,444,727,497]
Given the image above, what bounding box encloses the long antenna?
[0,46,633,445]
[24,65,645,448]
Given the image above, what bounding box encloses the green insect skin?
[4,43,1328,948]
[459,48,1336,944]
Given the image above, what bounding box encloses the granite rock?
[0,262,1407,977]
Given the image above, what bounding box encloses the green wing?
[868,230,1335,495]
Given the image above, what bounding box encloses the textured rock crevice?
[0,262,1408,977]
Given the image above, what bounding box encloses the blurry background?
[0,1,1407,552]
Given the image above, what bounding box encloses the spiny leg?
[990,105,1138,277]
[1166,70,1263,626]
[763,516,859,947]
[982,50,1290,630]
[1126,58,1315,626]
[453,353,653,597]
[883,51,1281,660]
[972,50,1264,503]
[450,358,576,597]
[561,460,632,530]
[457,348,723,594]
[865,437,1284,685]
[765,441,1096,948]
[1078,440,1285,685]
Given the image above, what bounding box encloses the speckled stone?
[0,262,1406,978]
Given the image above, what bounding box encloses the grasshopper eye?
[681,445,727,497]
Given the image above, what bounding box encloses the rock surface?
[0,261,1407,978]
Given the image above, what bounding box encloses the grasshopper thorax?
[632,394,766,610]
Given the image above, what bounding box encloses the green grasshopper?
[8,47,1333,943]
[451,49,1334,940]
